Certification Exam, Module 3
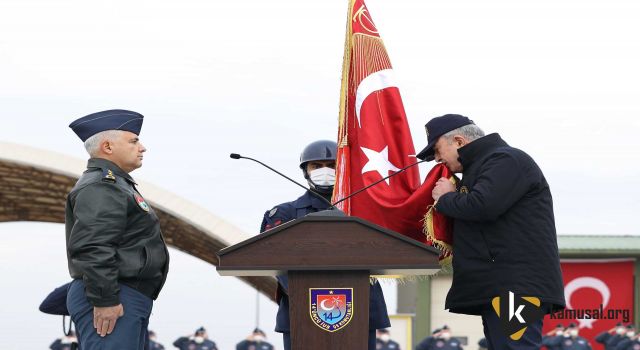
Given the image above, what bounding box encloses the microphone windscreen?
[229,153,241,159]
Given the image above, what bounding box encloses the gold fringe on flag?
[351,34,392,91]
[423,205,452,253]
[337,0,356,144]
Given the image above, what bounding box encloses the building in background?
[397,235,640,349]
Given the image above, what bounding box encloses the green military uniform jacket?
[65,158,169,307]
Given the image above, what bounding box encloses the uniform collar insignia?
[102,169,117,182]
[88,158,137,184]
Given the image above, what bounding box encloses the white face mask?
[555,330,564,336]
[570,330,579,337]
[253,335,265,342]
[628,331,635,338]
[441,332,451,340]
[194,336,204,344]
[309,167,335,186]
[616,328,626,335]
[380,334,390,342]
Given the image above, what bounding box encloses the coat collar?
[293,190,331,210]
[86,158,136,184]
[457,133,508,169]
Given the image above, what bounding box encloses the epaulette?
[101,168,117,183]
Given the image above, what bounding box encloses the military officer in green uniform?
[66,109,170,350]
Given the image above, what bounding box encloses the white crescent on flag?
[355,68,397,128]
[564,276,611,329]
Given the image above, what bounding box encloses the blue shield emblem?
[309,288,354,332]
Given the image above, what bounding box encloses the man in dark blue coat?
[614,325,637,350]
[173,327,218,350]
[148,331,165,350]
[545,324,591,350]
[415,326,462,350]
[415,328,441,350]
[417,114,565,350]
[376,329,401,350]
[543,324,566,350]
[596,323,627,350]
[50,330,78,350]
[260,139,390,350]
[236,328,274,350]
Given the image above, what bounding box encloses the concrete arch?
[0,141,276,299]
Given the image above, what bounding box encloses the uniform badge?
[632,344,640,350]
[268,208,278,218]
[102,169,116,182]
[309,288,353,332]
[436,340,445,348]
[459,186,469,193]
[564,340,573,346]
[134,193,150,212]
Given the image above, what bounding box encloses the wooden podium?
[217,214,441,349]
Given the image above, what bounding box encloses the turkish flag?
[333,0,452,248]
[542,260,634,350]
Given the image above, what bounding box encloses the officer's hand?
[432,177,456,201]
[93,304,124,337]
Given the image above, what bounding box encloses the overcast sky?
[1,0,639,348]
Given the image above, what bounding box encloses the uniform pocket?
[479,231,496,262]
[138,246,153,278]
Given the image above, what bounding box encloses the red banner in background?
[543,260,634,350]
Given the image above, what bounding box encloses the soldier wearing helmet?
[260,140,390,350]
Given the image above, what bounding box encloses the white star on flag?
[360,146,401,185]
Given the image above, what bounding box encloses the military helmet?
[299,140,337,169]
[299,140,337,195]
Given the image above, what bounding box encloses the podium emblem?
[309,288,354,332]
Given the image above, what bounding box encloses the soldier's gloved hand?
[93,304,124,337]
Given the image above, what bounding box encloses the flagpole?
[333,0,356,212]
[337,0,355,136]
[255,288,260,328]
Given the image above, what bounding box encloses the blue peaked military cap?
[416,114,474,161]
[69,109,144,142]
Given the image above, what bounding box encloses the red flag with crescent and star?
[541,260,634,350]
[333,0,452,258]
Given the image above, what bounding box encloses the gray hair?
[83,130,123,157]
[442,124,485,143]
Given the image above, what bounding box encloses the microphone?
[331,158,428,207]
[229,153,336,210]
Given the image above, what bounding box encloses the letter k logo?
[509,291,526,323]
[492,291,545,340]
